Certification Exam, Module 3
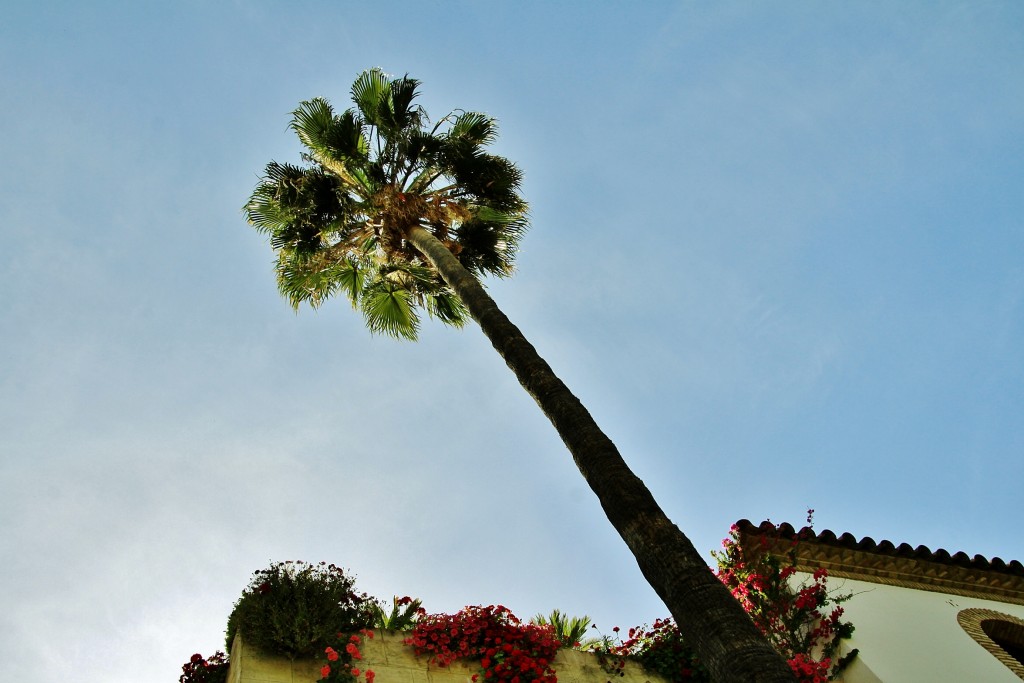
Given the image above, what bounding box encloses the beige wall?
[227,630,670,683]
[799,573,1024,683]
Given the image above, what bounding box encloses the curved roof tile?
[734,519,1024,605]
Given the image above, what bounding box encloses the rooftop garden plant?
[225,561,374,659]
[530,609,593,649]
[178,651,229,683]
[711,515,858,681]
[405,604,561,683]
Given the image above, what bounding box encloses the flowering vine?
[711,515,858,682]
[317,629,377,683]
[406,604,561,683]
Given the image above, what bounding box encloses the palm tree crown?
[245,68,528,339]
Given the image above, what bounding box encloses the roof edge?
[736,520,1024,606]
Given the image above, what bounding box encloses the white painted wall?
[797,572,1024,682]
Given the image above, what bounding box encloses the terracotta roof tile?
[735,519,1024,604]
[735,519,1024,575]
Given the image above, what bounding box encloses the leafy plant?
[225,561,374,658]
[530,610,592,649]
[600,620,707,682]
[178,651,229,683]
[370,595,424,631]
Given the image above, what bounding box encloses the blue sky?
[1,2,1022,681]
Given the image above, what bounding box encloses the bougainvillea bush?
[593,619,708,682]
[406,604,562,683]
[711,518,857,682]
[317,629,377,683]
[179,651,229,683]
[225,561,375,658]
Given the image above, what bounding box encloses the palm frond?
[425,289,468,327]
[331,258,365,308]
[275,252,340,309]
[290,100,372,194]
[449,111,498,145]
[455,208,528,277]
[361,280,419,340]
[351,68,392,129]
[388,74,424,132]
[292,100,369,160]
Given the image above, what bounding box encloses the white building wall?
[798,572,1024,682]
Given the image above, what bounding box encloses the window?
[958,608,1024,680]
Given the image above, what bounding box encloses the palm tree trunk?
[407,226,794,683]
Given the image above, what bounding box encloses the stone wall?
[227,630,667,683]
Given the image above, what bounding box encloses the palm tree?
[244,68,794,683]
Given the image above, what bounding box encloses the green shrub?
[225,561,374,658]
[530,609,592,648]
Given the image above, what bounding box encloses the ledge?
[227,630,669,683]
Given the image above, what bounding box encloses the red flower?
[366,670,375,683]
[325,647,339,662]
[320,664,331,678]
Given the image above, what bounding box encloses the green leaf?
[389,74,423,131]
[449,111,497,145]
[334,259,364,308]
[290,98,337,154]
[351,68,392,128]
[425,290,468,327]
[362,284,419,340]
